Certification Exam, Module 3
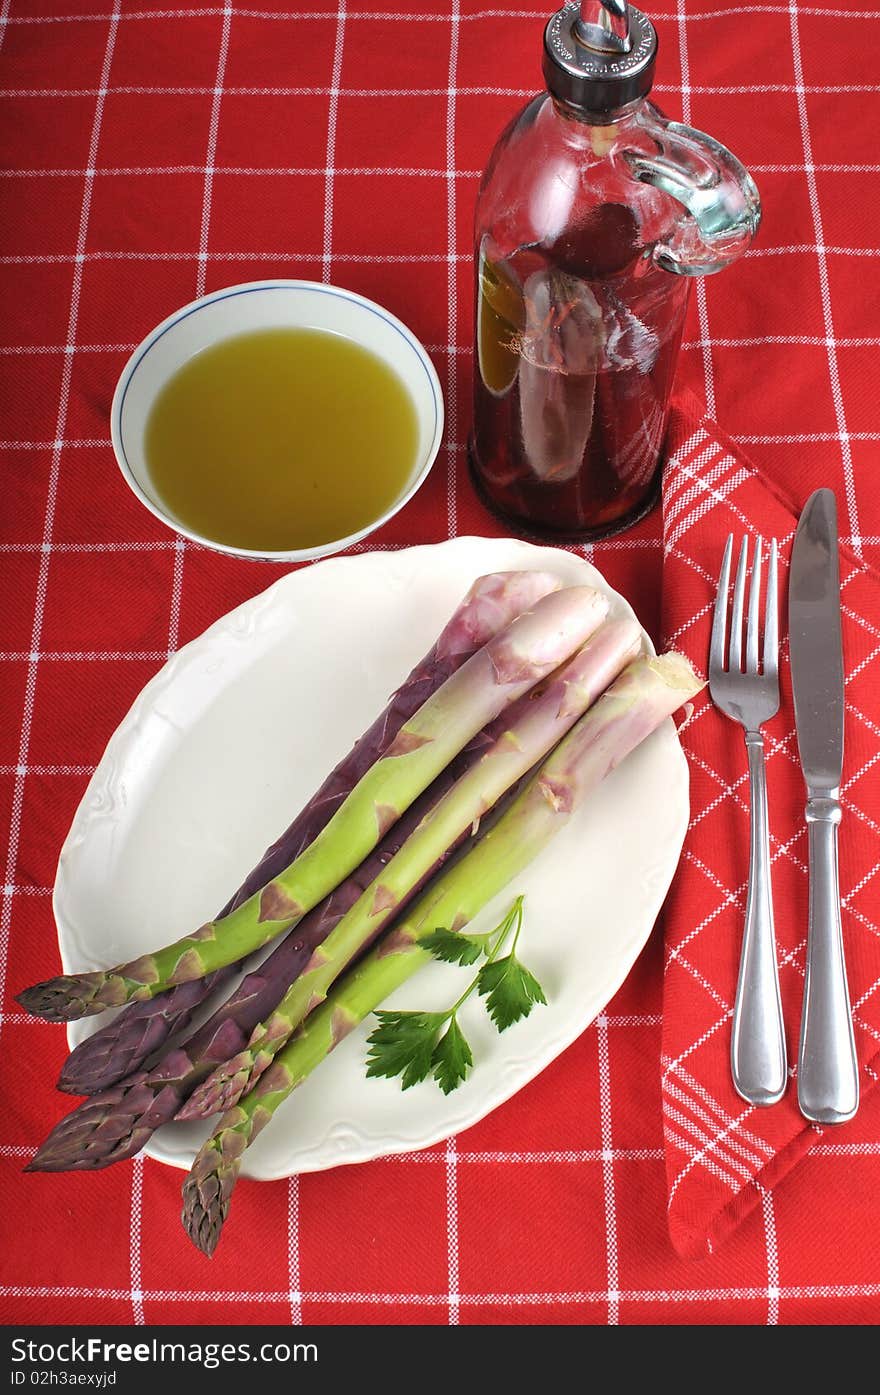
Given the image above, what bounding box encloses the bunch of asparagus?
[17,568,701,1258]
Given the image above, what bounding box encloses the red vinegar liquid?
[469,205,685,539]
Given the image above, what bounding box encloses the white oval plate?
[55,537,688,1179]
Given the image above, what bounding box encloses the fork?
[709,535,787,1107]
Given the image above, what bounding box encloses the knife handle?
[798,797,859,1124]
[731,731,787,1106]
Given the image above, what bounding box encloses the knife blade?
[789,488,858,1123]
[789,489,844,794]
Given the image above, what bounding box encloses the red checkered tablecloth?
[2,0,880,1327]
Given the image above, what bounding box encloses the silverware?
[789,488,858,1124]
[709,534,787,1106]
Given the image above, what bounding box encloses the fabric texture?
[660,395,880,1261]
[1,0,880,1326]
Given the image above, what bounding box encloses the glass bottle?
[469,0,761,540]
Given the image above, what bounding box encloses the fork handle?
[731,731,787,1106]
[797,797,859,1124]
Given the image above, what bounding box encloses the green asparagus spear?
[181,651,703,1257]
[57,567,562,1095]
[19,585,609,1023]
[179,615,642,1119]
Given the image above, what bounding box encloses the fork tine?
[710,533,733,674]
[746,536,763,673]
[729,536,749,673]
[764,538,779,679]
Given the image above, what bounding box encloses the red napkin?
[659,393,880,1259]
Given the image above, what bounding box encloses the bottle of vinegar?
[469,0,761,539]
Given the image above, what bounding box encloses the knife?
[789,488,859,1123]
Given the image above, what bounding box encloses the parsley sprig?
[365,896,546,1096]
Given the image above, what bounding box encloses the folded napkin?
[658,394,880,1259]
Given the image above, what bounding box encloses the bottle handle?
[623,107,761,276]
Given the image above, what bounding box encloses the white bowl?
[110,280,445,562]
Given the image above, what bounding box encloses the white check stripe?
[3,332,880,354]
[788,0,862,556]
[812,1141,880,1156]
[0,252,473,266]
[321,5,346,284]
[738,431,880,443]
[670,1063,775,1160]
[664,1077,769,1176]
[129,1157,145,1326]
[664,1124,746,1194]
[761,1191,780,1325]
[663,443,729,533]
[0,0,11,51]
[684,334,880,349]
[0,764,95,775]
[661,427,710,509]
[444,3,461,1326]
[676,0,717,420]
[10,331,880,358]
[6,80,880,101]
[0,651,171,661]
[288,1176,302,1326]
[167,540,186,656]
[747,245,880,258]
[667,463,751,550]
[663,1104,748,1193]
[0,5,120,1074]
[446,1136,460,1327]
[666,454,766,549]
[2,1282,880,1307]
[0,342,136,352]
[0,165,474,178]
[195,5,232,297]
[596,1013,620,1325]
[3,8,551,21]
[4,5,880,23]
[390,1145,666,1164]
[445,0,460,543]
[0,1140,667,1165]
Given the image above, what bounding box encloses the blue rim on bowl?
[110,280,445,563]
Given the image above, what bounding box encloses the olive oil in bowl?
[144,327,420,553]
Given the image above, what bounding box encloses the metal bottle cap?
[543,1,658,115]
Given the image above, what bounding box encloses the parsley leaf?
[365,895,547,1095]
[421,926,490,966]
[477,954,547,1032]
[431,1017,474,1094]
[366,1010,447,1089]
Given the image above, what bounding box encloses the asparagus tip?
[176,1065,250,1122]
[25,1139,75,1173]
[55,1075,87,1096]
[22,1146,71,1174]
[16,975,102,1023]
[181,1172,226,1258]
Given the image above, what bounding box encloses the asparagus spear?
[181,652,702,1256]
[19,584,608,1024]
[179,616,642,1120]
[57,568,561,1095]
[28,620,624,1168]
[28,744,502,1172]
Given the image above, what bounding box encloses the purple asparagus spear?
[27,719,515,1172]
[57,569,561,1095]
